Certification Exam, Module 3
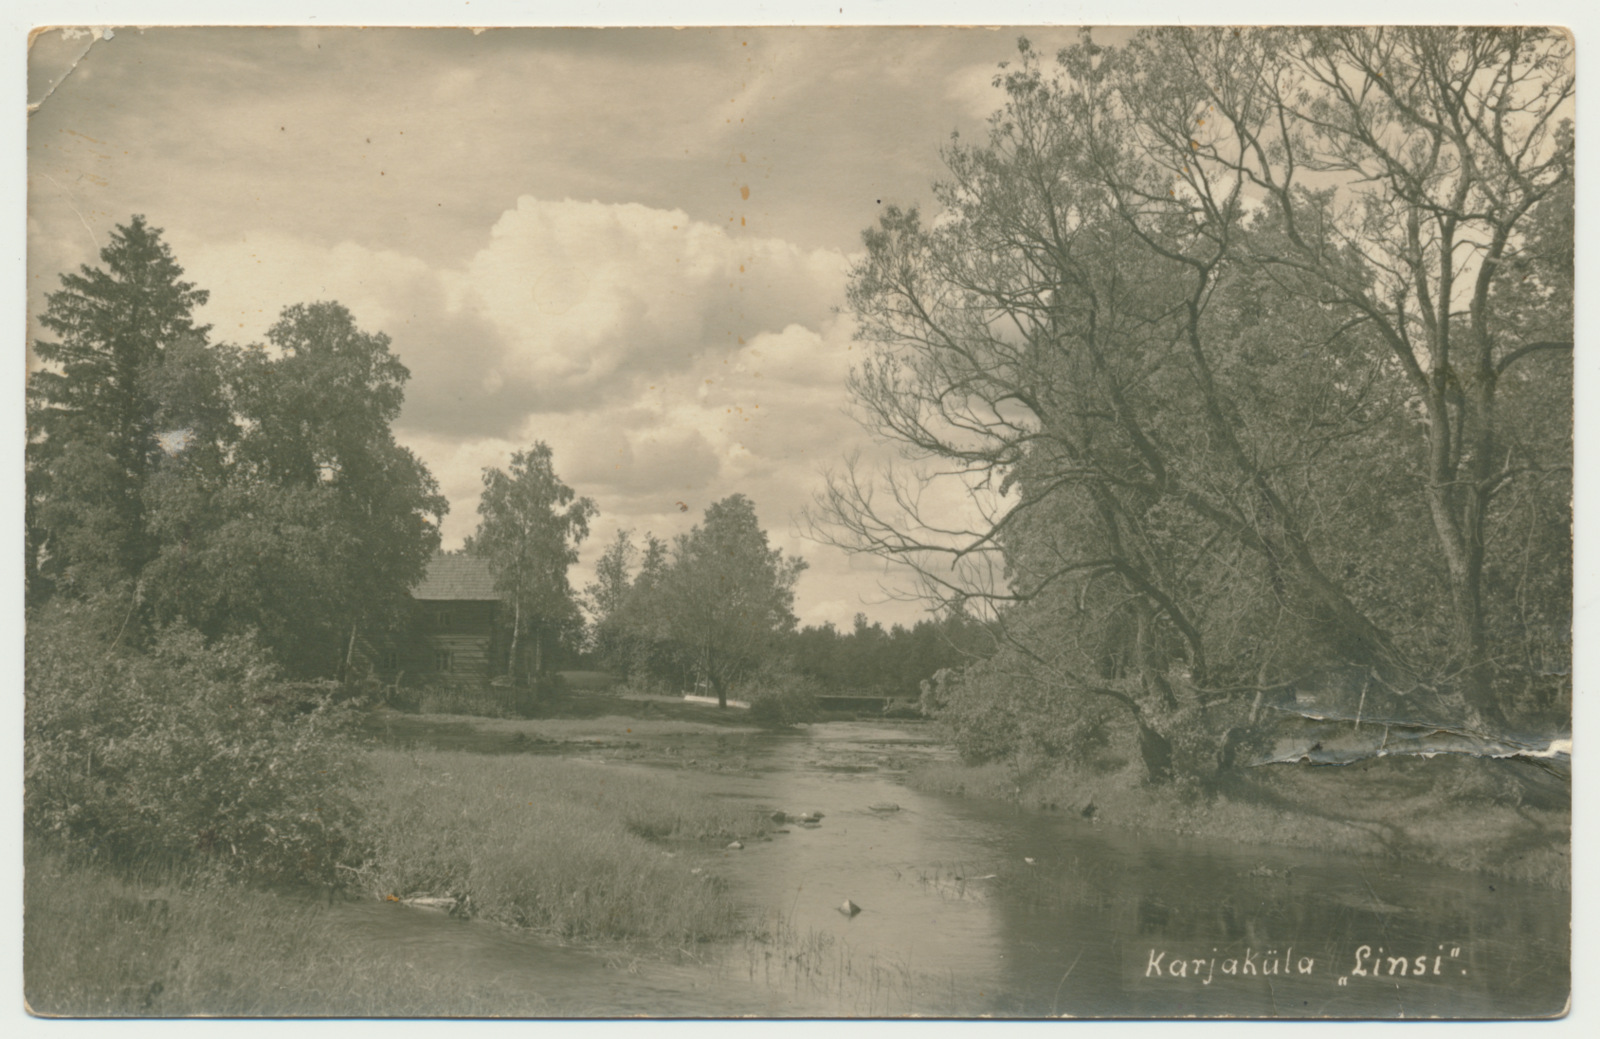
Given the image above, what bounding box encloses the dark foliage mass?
[28,215,212,602]
[24,217,443,883]
[27,218,446,678]
[786,610,991,700]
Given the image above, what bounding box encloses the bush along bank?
[909,652,1568,890]
[25,599,370,891]
[25,748,776,1016]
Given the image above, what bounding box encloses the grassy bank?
[368,706,760,749]
[26,716,781,1017]
[906,752,1569,888]
[363,700,774,778]
[23,845,556,1017]
[360,748,773,943]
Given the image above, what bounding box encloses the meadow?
[25,847,557,1018]
[360,748,773,941]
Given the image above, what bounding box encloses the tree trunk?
[508,600,522,687]
[1418,307,1496,728]
[707,638,725,708]
[1136,717,1174,784]
[1456,312,1497,726]
[1442,530,1491,725]
[343,622,359,683]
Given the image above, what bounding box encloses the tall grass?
[26,748,782,1016]
[361,749,772,943]
[23,846,554,1018]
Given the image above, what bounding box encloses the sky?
[18,8,1595,637]
[23,22,1119,630]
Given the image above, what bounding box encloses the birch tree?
[468,443,596,688]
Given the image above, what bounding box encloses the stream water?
[337,720,1569,1018]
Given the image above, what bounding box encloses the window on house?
[434,649,453,673]
[380,649,399,673]
[434,605,450,631]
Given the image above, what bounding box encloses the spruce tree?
[28,216,210,594]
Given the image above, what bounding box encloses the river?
[336,719,1570,1018]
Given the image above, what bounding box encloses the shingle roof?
[412,552,502,601]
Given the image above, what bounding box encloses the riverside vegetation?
[24,601,778,1016]
[19,209,834,1014]
[903,753,1569,890]
[25,598,1566,1016]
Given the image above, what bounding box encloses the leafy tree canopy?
[659,495,807,707]
[467,443,597,686]
[28,215,211,593]
[29,219,447,678]
[812,28,1572,780]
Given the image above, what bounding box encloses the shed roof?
[413,552,501,601]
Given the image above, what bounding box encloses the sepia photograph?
[20,7,1576,1020]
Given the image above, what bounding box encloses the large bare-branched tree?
[1112,27,1575,723]
[812,29,1571,777]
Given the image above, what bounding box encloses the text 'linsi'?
[1338,944,1465,985]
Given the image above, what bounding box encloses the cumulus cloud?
[181,196,854,442]
[26,27,1112,630]
[150,196,937,628]
[461,196,848,407]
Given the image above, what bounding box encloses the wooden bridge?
[814,694,895,713]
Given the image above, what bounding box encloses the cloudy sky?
[22,5,1591,633]
[25,22,1121,628]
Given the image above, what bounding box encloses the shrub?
[743,670,821,727]
[25,600,371,887]
[926,647,1256,786]
[407,679,516,718]
[927,664,1020,764]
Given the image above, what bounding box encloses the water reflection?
[706,722,1569,1018]
[974,817,1569,1017]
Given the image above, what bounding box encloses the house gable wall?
[369,553,511,687]
[404,599,501,680]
